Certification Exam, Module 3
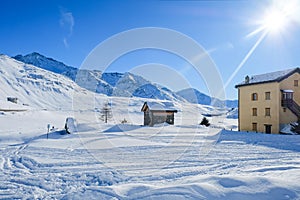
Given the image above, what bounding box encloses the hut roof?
[141,102,177,112]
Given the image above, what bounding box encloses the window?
[265,92,271,100]
[294,80,298,87]
[252,108,257,116]
[251,93,258,101]
[265,108,271,116]
[252,123,257,132]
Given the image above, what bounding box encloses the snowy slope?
[101,72,124,86]
[14,52,114,95]
[0,55,89,110]
[177,88,238,108]
[177,88,212,105]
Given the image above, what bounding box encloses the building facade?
[235,68,300,134]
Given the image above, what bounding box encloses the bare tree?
[100,102,112,123]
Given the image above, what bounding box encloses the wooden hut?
[141,102,177,126]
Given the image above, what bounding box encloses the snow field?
[0,106,299,199]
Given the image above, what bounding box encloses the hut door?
[144,111,151,126]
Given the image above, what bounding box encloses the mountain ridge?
[176,88,238,108]
[13,52,237,107]
[13,52,185,102]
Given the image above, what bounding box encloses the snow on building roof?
[282,89,294,93]
[235,67,300,88]
[141,102,177,112]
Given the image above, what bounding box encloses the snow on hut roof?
[141,101,177,112]
[235,67,300,88]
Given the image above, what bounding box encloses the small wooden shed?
[141,102,177,126]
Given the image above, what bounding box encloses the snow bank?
[103,124,142,132]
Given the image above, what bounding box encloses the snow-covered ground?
[0,98,299,199]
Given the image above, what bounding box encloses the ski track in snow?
[0,143,126,199]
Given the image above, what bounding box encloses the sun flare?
[248,0,299,38]
[262,9,287,33]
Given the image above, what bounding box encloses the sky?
[1,0,300,100]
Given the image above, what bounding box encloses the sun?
[248,0,299,37]
[262,9,287,33]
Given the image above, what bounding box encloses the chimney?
[245,75,250,84]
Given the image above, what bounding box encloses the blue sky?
[1,0,300,99]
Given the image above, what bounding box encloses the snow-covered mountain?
[14,52,76,74]
[0,54,89,109]
[177,88,238,108]
[177,88,212,105]
[13,52,238,105]
[14,53,184,101]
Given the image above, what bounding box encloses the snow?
[177,88,238,108]
[101,72,124,86]
[177,88,212,105]
[280,123,300,135]
[226,108,239,119]
[14,53,186,101]
[1,54,299,199]
[0,100,28,111]
[1,101,299,199]
[144,101,176,111]
[14,52,76,74]
[282,89,294,93]
[65,117,77,134]
[0,55,90,110]
[236,68,299,87]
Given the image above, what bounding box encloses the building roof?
[141,102,177,112]
[235,67,300,88]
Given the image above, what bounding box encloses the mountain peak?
[177,88,238,108]
[14,52,76,74]
[15,52,44,60]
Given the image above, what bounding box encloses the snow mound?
[104,124,142,132]
[280,123,300,135]
[65,117,77,134]
[226,108,238,119]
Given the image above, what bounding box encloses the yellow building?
[235,68,300,134]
